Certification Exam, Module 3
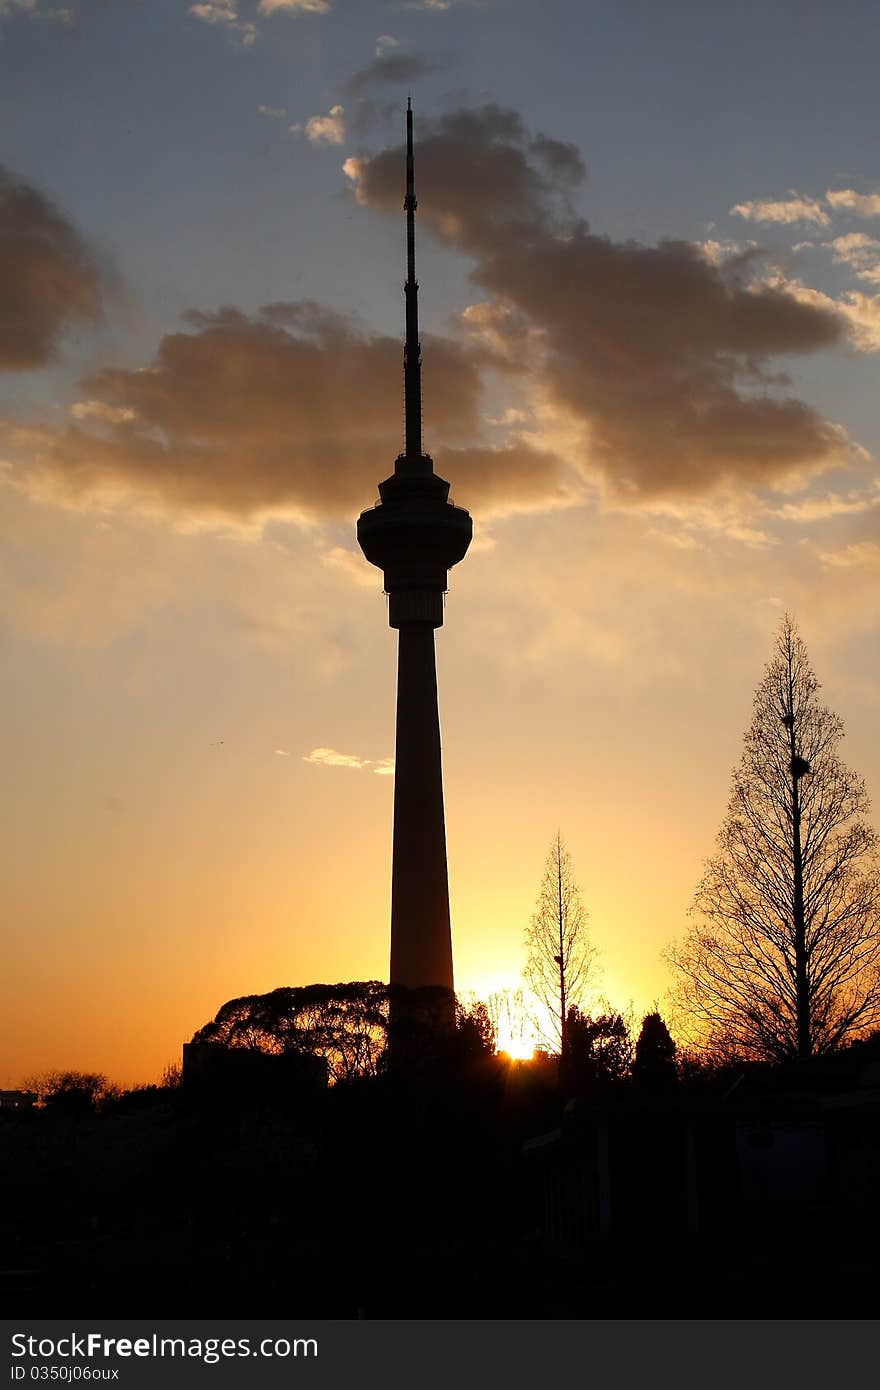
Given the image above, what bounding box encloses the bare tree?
[524,831,595,1051]
[668,616,880,1061]
[486,987,530,1056]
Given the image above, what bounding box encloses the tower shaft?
[390,624,453,992]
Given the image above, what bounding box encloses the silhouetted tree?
[26,1070,117,1113]
[193,982,492,1084]
[193,982,389,1083]
[524,832,595,1051]
[559,1007,632,1092]
[455,998,496,1058]
[668,617,880,1061]
[160,1062,182,1089]
[632,1012,678,1091]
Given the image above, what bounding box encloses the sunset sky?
[3,0,880,1083]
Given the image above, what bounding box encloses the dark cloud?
[438,443,574,513]
[7,301,561,521]
[346,106,583,250]
[345,51,448,97]
[0,166,105,371]
[347,106,847,497]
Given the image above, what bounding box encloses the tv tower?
[357,101,473,1011]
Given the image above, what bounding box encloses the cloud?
[770,484,880,523]
[434,443,576,515]
[347,106,848,499]
[772,276,880,353]
[0,166,106,371]
[320,545,377,587]
[0,300,562,524]
[819,540,880,570]
[730,194,830,228]
[459,300,533,362]
[190,0,329,44]
[188,2,255,46]
[791,278,880,352]
[399,0,462,9]
[375,34,398,55]
[2,2,77,24]
[698,238,747,265]
[303,747,394,774]
[837,292,880,351]
[344,106,586,250]
[346,51,447,96]
[257,104,287,120]
[825,232,880,284]
[303,747,372,770]
[189,1,236,22]
[70,400,135,424]
[258,0,329,12]
[291,105,346,145]
[3,107,859,533]
[826,188,880,219]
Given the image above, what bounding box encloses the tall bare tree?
[524,831,595,1051]
[668,616,880,1061]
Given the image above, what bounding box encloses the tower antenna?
[402,96,422,465]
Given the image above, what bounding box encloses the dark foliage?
[559,1007,632,1094]
[26,1071,115,1113]
[191,981,496,1087]
[192,981,390,1083]
[632,1012,678,1092]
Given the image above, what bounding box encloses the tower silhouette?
[357,101,473,1016]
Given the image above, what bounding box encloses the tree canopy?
[668,617,880,1061]
[632,1012,678,1090]
[192,982,390,1083]
[191,981,496,1083]
[559,1007,632,1092]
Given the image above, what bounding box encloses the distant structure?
[357,101,472,1016]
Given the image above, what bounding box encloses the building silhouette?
[357,102,472,1014]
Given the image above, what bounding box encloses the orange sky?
[3,5,880,1086]
[3,483,879,1085]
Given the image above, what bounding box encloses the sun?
[499,1038,537,1061]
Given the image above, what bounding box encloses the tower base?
[386,984,457,1067]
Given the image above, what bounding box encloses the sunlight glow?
[498,1037,537,1062]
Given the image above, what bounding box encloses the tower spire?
[402,97,422,467]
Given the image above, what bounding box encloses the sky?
[2,0,880,1083]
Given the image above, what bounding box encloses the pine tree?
[632,1012,677,1090]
